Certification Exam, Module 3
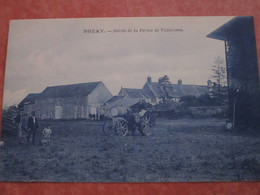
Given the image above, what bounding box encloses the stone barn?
[20,82,112,120]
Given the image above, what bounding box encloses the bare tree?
[211,56,228,101]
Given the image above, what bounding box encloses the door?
[75,106,84,119]
[55,106,63,119]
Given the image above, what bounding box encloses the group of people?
[15,111,52,147]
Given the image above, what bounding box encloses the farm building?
[101,87,147,117]
[103,95,141,109]
[19,82,112,120]
[142,77,210,104]
[102,87,151,117]
[101,95,141,117]
[18,93,40,115]
[102,77,212,114]
[118,88,146,99]
[207,16,260,127]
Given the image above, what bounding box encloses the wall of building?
[31,82,113,120]
[23,104,35,116]
[87,82,113,117]
[35,96,87,120]
[142,83,157,104]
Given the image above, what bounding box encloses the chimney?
[147,76,152,84]
[178,79,182,85]
[207,80,212,87]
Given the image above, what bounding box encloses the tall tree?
[159,75,171,84]
[211,56,228,101]
[158,75,171,103]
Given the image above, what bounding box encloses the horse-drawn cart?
[103,102,155,136]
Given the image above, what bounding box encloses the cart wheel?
[103,120,114,136]
[139,113,151,136]
[115,119,128,136]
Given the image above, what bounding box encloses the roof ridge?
[151,82,207,87]
[26,93,40,96]
[179,84,207,87]
[39,81,103,99]
[121,87,142,90]
[45,81,102,88]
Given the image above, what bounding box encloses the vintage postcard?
[0,16,259,182]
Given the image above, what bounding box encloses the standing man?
[27,111,39,146]
[14,112,22,137]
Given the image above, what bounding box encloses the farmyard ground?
[0,119,259,182]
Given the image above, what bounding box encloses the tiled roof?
[143,82,208,99]
[119,88,145,98]
[19,93,40,105]
[207,16,252,41]
[104,95,125,105]
[19,82,104,105]
[40,82,101,99]
[102,96,140,110]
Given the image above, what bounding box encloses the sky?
[3,16,233,107]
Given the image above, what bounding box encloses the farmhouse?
[102,77,212,115]
[142,77,209,104]
[19,82,112,120]
[118,87,146,99]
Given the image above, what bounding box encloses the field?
[0,118,259,182]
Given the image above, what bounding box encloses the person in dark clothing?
[27,111,39,146]
[15,113,22,137]
[14,113,21,124]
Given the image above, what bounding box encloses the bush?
[180,94,226,107]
